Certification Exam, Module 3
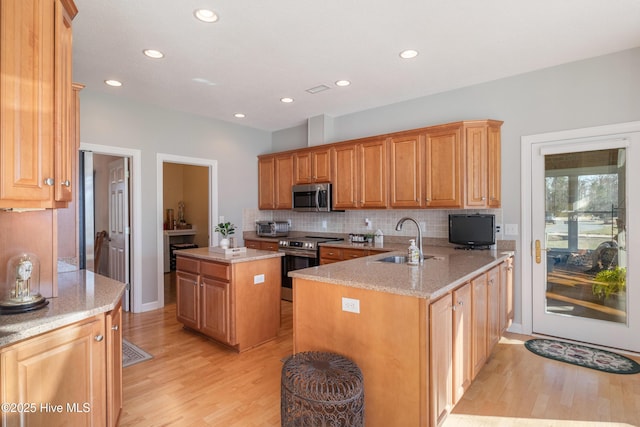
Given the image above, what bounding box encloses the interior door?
[108,158,130,311]
[531,133,639,352]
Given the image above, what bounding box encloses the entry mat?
[524,338,640,374]
[122,338,153,368]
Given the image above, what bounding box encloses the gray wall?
[272,47,640,325]
[79,92,271,307]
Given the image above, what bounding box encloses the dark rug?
[524,339,640,374]
[122,338,153,368]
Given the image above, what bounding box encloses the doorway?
[521,121,640,352]
[156,154,218,308]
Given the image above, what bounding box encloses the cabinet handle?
[62,180,71,187]
[112,325,119,331]
[95,335,104,342]
[44,178,54,186]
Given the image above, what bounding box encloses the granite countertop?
[0,270,125,348]
[174,247,284,263]
[289,245,514,300]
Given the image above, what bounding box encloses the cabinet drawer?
[262,242,279,251]
[343,248,368,259]
[201,260,230,281]
[245,240,260,249]
[176,256,199,274]
[319,247,343,260]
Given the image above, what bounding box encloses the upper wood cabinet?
[0,0,77,209]
[424,125,463,208]
[294,147,331,184]
[464,120,502,208]
[389,132,423,208]
[333,138,387,209]
[258,153,293,210]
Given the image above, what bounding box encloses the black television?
[448,214,495,250]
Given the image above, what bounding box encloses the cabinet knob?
[62,180,71,187]
[95,335,104,342]
[425,198,431,202]
[112,325,119,331]
[481,196,486,201]
[44,178,54,186]
[458,300,464,306]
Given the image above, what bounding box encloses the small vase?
[220,238,230,249]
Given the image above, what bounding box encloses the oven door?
[280,252,318,301]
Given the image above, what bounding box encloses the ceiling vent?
[306,85,331,94]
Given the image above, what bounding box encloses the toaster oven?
[255,220,289,237]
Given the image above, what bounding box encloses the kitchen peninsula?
[174,247,283,352]
[290,246,514,427]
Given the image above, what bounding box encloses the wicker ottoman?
[281,351,364,427]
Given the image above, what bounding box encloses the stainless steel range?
[278,236,343,301]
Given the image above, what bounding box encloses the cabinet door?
[0,0,55,206]
[274,154,293,209]
[389,133,423,208]
[53,0,75,203]
[257,156,275,209]
[452,282,472,404]
[0,316,106,427]
[359,139,387,208]
[499,258,514,333]
[176,271,200,330]
[487,266,501,353]
[464,125,488,208]
[430,295,453,427]
[293,151,312,184]
[471,273,488,379]
[424,127,462,208]
[487,124,501,208]
[106,302,123,427]
[332,144,359,209]
[200,276,234,345]
[312,148,332,183]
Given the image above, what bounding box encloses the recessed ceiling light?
[194,9,219,23]
[234,113,246,118]
[104,79,122,87]
[399,49,419,59]
[335,80,351,87]
[280,97,294,103]
[143,49,164,59]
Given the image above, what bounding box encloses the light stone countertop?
[174,247,284,263]
[0,270,125,348]
[290,245,514,300]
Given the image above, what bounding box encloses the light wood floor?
[120,302,640,426]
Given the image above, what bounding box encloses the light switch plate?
[342,297,360,314]
[253,274,265,284]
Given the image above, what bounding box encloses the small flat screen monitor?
[448,214,495,250]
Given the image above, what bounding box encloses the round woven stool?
[281,351,364,427]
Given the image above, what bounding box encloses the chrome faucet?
[395,217,423,263]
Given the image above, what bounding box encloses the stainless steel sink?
[376,255,434,264]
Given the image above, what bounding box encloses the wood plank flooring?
[120,302,640,426]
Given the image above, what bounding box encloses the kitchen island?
[174,247,283,352]
[0,271,125,427]
[290,246,513,427]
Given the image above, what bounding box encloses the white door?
[108,158,130,311]
[531,131,640,352]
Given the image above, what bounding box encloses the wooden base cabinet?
[106,301,123,427]
[176,255,281,352]
[452,282,472,404]
[0,316,106,427]
[430,295,453,427]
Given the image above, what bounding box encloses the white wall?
[271,47,640,326]
[79,92,271,307]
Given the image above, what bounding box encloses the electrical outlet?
[322,220,327,230]
[219,215,224,223]
[341,297,360,314]
[253,274,265,284]
[495,224,502,234]
[419,221,426,232]
[287,219,292,227]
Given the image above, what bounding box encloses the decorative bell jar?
[0,253,48,314]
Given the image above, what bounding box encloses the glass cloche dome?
[0,253,48,314]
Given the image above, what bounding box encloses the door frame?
[520,121,640,337]
[156,154,218,308]
[80,142,142,312]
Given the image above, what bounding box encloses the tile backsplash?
[243,208,503,240]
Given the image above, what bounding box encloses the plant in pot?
[215,222,236,249]
[592,266,626,301]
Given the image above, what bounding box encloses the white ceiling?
[72,0,640,132]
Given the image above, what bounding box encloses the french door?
[530,129,640,352]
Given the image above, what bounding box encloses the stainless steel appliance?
[292,183,335,212]
[278,236,343,301]
[256,220,289,237]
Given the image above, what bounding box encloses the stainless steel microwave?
[292,183,333,212]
